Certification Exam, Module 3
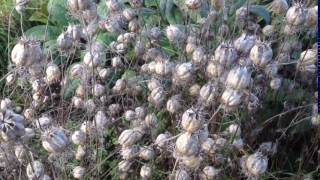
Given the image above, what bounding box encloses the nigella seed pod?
[11,38,43,67]
[249,42,273,67]
[118,129,142,147]
[173,63,194,84]
[181,108,205,133]
[265,63,278,78]
[109,103,122,117]
[85,99,96,113]
[128,19,140,32]
[75,145,86,160]
[199,83,217,106]
[186,43,197,55]
[106,0,123,12]
[6,73,15,85]
[192,47,206,65]
[92,84,105,97]
[26,161,44,180]
[166,95,182,114]
[147,78,161,91]
[129,0,144,8]
[226,66,251,90]
[189,84,201,96]
[112,56,124,68]
[234,33,256,54]
[41,127,68,153]
[68,0,90,12]
[0,110,25,141]
[71,130,86,145]
[185,0,202,10]
[118,160,132,172]
[57,32,73,51]
[297,49,317,67]
[22,128,35,141]
[144,113,157,128]
[123,8,136,21]
[45,64,61,84]
[73,166,86,179]
[155,60,174,76]
[94,111,109,130]
[225,124,241,137]
[22,108,34,120]
[214,42,238,68]
[112,79,127,93]
[72,97,84,109]
[286,3,307,26]
[270,0,288,15]
[270,77,282,90]
[98,68,111,80]
[125,110,136,121]
[262,25,274,37]
[306,6,318,27]
[121,145,140,160]
[67,25,83,42]
[135,107,146,119]
[200,166,220,180]
[0,98,12,110]
[15,145,30,163]
[140,165,152,179]
[221,88,243,108]
[166,25,186,44]
[245,152,268,176]
[235,7,248,27]
[181,155,203,169]
[206,62,225,79]
[139,146,155,160]
[155,132,171,150]
[135,40,145,57]
[176,132,199,156]
[148,87,165,107]
[201,138,215,154]
[82,3,98,23]
[175,169,191,180]
[70,64,84,79]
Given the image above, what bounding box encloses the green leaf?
[230,0,247,14]
[29,11,48,24]
[249,5,270,24]
[138,8,156,16]
[48,0,69,26]
[97,0,108,17]
[159,0,167,17]
[145,0,158,8]
[96,31,117,46]
[63,78,80,99]
[25,25,61,41]
[121,70,136,80]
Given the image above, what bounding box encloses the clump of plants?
[0,0,318,179]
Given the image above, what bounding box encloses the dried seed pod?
[199,83,217,106]
[270,0,288,15]
[234,33,256,54]
[265,63,279,78]
[72,97,84,109]
[82,3,98,23]
[221,88,243,108]
[235,7,248,27]
[67,25,83,41]
[180,155,202,169]
[145,113,157,128]
[121,145,140,160]
[46,64,61,84]
[286,3,307,26]
[297,49,317,67]
[185,0,202,10]
[262,25,274,37]
[57,32,73,50]
[148,87,165,107]
[155,60,174,76]
[270,77,282,90]
[200,166,220,180]
[135,107,146,119]
[118,129,142,147]
[109,103,122,117]
[186,43,197,55]
[26,161,45,180]
[92,84,105,97]
[98,68,111,80]
[0,98,12,110]
[95,110,110,130]
[106,0,122,12]
[68,0,90,12]
[214,42,237,68]
[140,165,152,179]
[283,24,297,35]
[22,127,35,141]
[70,64,84,79]
[147,78,161,91]
[249,42,273,67]
[176,132,200,156]
[155,132,171,150]
[73,166,86,179]
[83,51,103,68]
[306,6,318,27]
[129,0,144,8]
[71,130,86,145]
[75,145,86,160]
[182,108,205,133]
[166,95,182,114]
[206,62,225,79]
[123,8,136,21]
[166,25,186,44]
[139,146,155,160]
[128,19,140,32]
[11,39,43,67]
[226,66,251,90]
[42,127,68,153]
[189,83,201,96]
[173,63,194,84]
[0,110,25,141]
[245,152,268,176]
[135,40,145,57]
[118,160,132,172]
[175,169,191,180]
[192,47,206,65]
[6,73,15,85]
[112,79,127,93]
[201,138,215,154]
[258,142,277,156]
[225,123,241,137]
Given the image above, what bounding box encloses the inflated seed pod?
[199,83,217,106]
[155,60,174,76]
[98,68,111,80]
[262,25,274,37]
[70,63,84,79]
[297,49,317,67]
[285,3,307,26]
[192,47,206,65]
[11,38,43,67]
[140,165,152,179]
[264,63,278,78]
[270,77,282,90]
[0,98,12,110]
[92,84,105,97]
[249,42,273,67]
[181,108,205,133]
[118,129,142,147]
[206,62,225,79]
[82,3,97,23]
[139,146,155,160]
[234,33,256,54]
[0,110,25,141]
[121,145,140,160]
[221,88,243,108]
[201,138,215,154]
[235,7,248,27]
[67,25,83,42]
[26,161,44,180]
[180,155,202,169]
[135,107,146,119]
[109,103,122,117]
[41,127,68,153]
[72,97,84,109]
[185,0,202,10]
[186,43,197,55]
[22,127,35,141]
[68,0,90,12]
[112,79,127,93]
[147,78,161,91]
[73,166,86,179]
[83,19,99,38]
[45,64,61,84]
[175,169,191,180]
[176,132,200,156]
[148,87,165,107]
[123,110,135,122]
[71,130,86,145]
[226,66,251,90]
[306,6,318,27]
[75,145,86,160]
[283,24,297,35]
[57,32,73,50]
[245,152,268,176]
[200,166,220,180]
[118,160,132,172]
[166,95,182,114]
[155,132,171,150]
[173,63,194,84]
[144,113,157,128]
[189,83,201,96]
[128,18,140,32]
[106,0,122,12]
[83,51,104,68]
[123,8,136,21]
[129,0,144,8]
[225,123,241,137]
[214,42,237,68]
[166,25,186,44]
[6,73,15,85]
[270,0,288,15]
